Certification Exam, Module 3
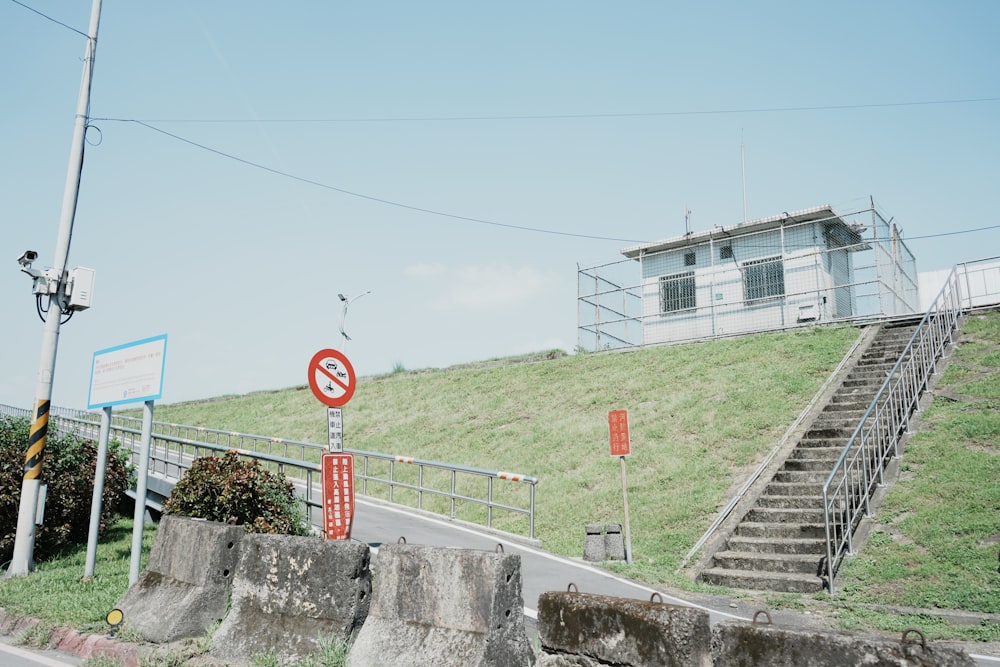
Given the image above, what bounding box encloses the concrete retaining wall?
[346,544,535,667]
[711,620,977,667]
[210,533,371,664]
[536,591,712,667]
[116,515,245,643]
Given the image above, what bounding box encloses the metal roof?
[620,205,862,258]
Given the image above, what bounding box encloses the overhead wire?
[112,120,1000,246]
[8,0,88,37]
[125,120,643,244]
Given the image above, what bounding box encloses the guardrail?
[2,407,538,541]
[821,267,962,594]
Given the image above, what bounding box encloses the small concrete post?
[583,524,605,561]
[604,523,625,561]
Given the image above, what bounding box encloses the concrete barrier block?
[583,524,605,562]
[116,516,244,643]
[712,621,977,666]
[346,544,535,667]
[604,523,625,561]
[537,591,712,667]
[210,533,371,664]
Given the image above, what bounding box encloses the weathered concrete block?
[604,523,625,561]
[346,544,535,667]
[583,524,605,562]
[712,621,977,667]
[210,533,371,664]
[537,591,712,667]
[116,516,244,643]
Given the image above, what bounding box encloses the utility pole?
[7,0,104,577]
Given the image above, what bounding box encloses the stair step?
[712,551,823,575]
[754,494,823,509]
[773,470,839,485]
[788,446,843,461]
[781,458,838,472]
[734,521,827,539]
[699,567,825,594]
[764,482,824,496]
[726,535,826,555]
[746,507,828,524]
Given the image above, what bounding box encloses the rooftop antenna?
[684,207,692,235]
[741,130,748,224]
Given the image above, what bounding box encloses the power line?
[91,96,1000,125]
[127,120,641,244]
[8,0,88,37]
[107,120,1000,246]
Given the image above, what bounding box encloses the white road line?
[355,497,748,622]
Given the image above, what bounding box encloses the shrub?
[0,415,131,565]
[162,450,308,535]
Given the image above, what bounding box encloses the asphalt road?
[0,637,81,667]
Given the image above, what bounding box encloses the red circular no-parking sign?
[308,349,356,407]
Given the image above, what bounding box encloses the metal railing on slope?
[821,268,963,594]
[4,407,538,541]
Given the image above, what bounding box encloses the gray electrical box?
[68,266,96,310]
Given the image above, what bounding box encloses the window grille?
[659,271,696,313]
[742,256,785,302]
[720,245,734,260]
[684,252,696,266]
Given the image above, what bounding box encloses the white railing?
[1,407,538,541]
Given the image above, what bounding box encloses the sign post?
[86,334,167,582]
[309,348,356,539]
[608,409,633,564]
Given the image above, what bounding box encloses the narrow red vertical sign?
[608,409,631,457]
[321,452,355,540]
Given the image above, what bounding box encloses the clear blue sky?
[2,1,998,409]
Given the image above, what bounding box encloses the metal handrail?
[821,267,962,593]
[6,408,538,540]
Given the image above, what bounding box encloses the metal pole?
[7,0,103,578]
[129,400,154,585]
[620,455,633,564]
[83,406,112,579]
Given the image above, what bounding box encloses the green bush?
[163,450,308,535]
[0,416,131,565]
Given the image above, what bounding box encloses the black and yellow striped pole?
[6,0,103,577]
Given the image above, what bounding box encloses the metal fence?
[820,267,963,593]
[578,206,920,352]
[1,407,538,541]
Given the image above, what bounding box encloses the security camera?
[17,250,38,268]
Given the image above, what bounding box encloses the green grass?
[0,520,156,631]
[5,315,998,646]
[834,310,1000,640]
[150,325,860,581]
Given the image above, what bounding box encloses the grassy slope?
[153,325,860,584]
[832,311,1000,638]
[2,316,998,644]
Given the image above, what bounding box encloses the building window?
[684,251,696,266]
[720,245,733,260]
[660,271,696,313]
[742,256,785,302]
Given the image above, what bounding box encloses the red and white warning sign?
[321,452,355,540]
[608,409,631,457]
[308,349,356,408]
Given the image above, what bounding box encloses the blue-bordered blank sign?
[88,334,168,409]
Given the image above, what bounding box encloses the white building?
[577,204,921,351]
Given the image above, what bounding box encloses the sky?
[2,1,998,410]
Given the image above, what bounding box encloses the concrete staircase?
[698,323,921,593]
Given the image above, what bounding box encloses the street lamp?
[337,291,371,346]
